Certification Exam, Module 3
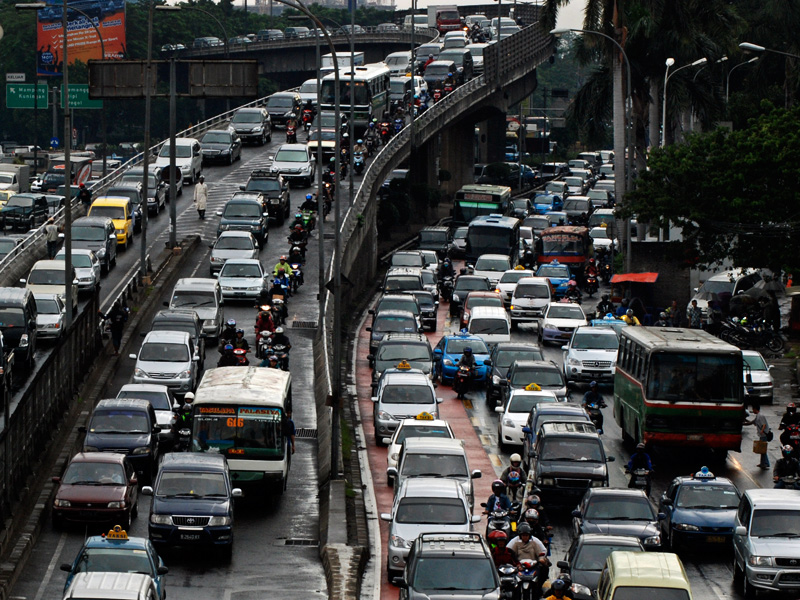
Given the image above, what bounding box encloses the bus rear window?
[647,353,739,402]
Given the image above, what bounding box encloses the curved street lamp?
[726,56,759,103]
[661,57,707,147]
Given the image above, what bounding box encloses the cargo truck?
[427,5,461,33]
[0,164,30,193]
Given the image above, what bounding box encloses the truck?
[427,5,462,33]
[0,164,30,193]
[40,155,92,193]
[320,51,365,73]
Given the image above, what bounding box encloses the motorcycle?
[441,276,454,303]
[599,262,612,283]
[432,88,443,103]
[516,560,539,600]
[233,347,250,366]
[775,475,800,490]
[353,151,365,175]
[301,109,313,133]
[497,564,518,600]
[584,274,598,296]
[289,262,303,292]
[585,401,606,434]
[444,83,454,96]
[454,364,474,399]
[300,209,316,232]
[286,123,297,144]
[268,343,290,371]
[379,121,392,145]
[627,467,652,496]
[365,136,377,156]
[482,506,513,539]
[393,117,404,135]
[271,297,286,327]
[256,329,273,360]
[287,239,307,261]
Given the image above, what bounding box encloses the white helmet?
[183,392,195,404]
[510,453,521,464]
[275,326,284,334]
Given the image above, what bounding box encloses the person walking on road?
[687,299,703,329]
[104,301,129,356]
[193,175,208,220]
[45,218,60,259]
[746,403,771,469]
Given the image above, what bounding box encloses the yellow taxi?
[88,196,134,250]
[0,189,15,208]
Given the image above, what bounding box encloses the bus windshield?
[647,352,740,403]
[541,234,585,255]
[467,225,516,256]
[193,405,285,458]
[320,81,369,106]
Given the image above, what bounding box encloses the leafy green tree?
[622,101,800,272]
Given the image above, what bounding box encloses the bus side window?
[620,339,630,371]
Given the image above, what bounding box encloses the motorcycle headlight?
[132,446,151,455]
[150,514,172,525]
[675,523,700,532]
[107,501,124,508]
[54,499,71,507]
[643,534,661,546]
[748,556,773,567]
[209,516,232,526]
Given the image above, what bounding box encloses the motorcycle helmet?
[357,139,363,144]
[510,453,522,466]
[551,579,567,592]
[306,194,313,200]
[329,157,336,164]
[589,258,595,264]
[277,268,286,275]
[788,403,797,414]
[225,319,236,328]
[517,523,532,536]
[79,183,86,189]
[602,294,609,301]
[448,72,453,76]
[524,508,539,522]
[464,346,473,355]
[236,328,244,335]
[268,355,279,364]
[626,309,634,317]
[568,280,577,287]
[289,112,296,119]
[660,311,667,319]
[783,445,794,457]
[280,255,287,260]
[636,442,646,451]
[368,122,375,129]
[488,530,508,545]
[526,494,541,508]
[491,479,506,494]
[507,471,521,485]
[183,392,194,405]
[224,344,234,352]
[275,327,284,334]
[589,380,598,388]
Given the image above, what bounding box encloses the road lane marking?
[471,417,481,427]
[463,398,473,409]
[33,531,66,600]
[480,434,492,447]
[490,454,503,468]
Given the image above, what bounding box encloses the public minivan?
[385,51,412,77]
[24,259,78,312]
[88,197,134,250]
[467,305,511,346]
[596,551,692,600]
[166,278,224,340]
[154,137,202,184]
[438,48,474,84]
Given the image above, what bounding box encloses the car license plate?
[706,535,725,543]
[687,434,704,441]
[180,533,201,541]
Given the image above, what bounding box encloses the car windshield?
[0,239,16,256]
[121,174,157,189]
[381,385,433,404]
[540,437,604,466]
[246,179,281,193]
[455,278,490,292]
[35,297,60,314]
[28,268,66,285]
[420,251,439,266]
[470,319,508,335]
[224,202,262,218]
[90,206,125,220]
[547,305,585,320]
[584,496,655,520]
[0,307,25,327]
[274,149,308,163]
[454,227,468,240]
[378,300,419,315]
[396,424,452,445]
[390,81,408,94]
[73,548,152,576]
[220,263,262,278]
[421,271,436,285]
[151,321,196,339]
[385,276,420,291]
[158,144,192,158]
[387,56,408,66]
[5,196,34,207]
[117,390,172,411]
[299,81,318,93]
[71,225,107,241]
[495,349,543,368]
[411,557,496,590]
[392,254,424,267]
[536,266,570,278]
[56,253,93,268]
[403,453,468,477]
[378,344,430,362]
[215,236,254,250]
[675,484,739,509]
[374,316,416,333]
[308,130,337,142]
[499,271,531,284]
[468,46,484,57]
[425,65,451,77]
[743,353,768,371]
[514,284,550,299]
[171,291,216,308]
[647,353,740,403]
[574,544,640,571]
[571,332,619,350]
[139,342,189,362]
[467,297,503,310]
[89,410,149,434]
[203,132,232,144]
[156,471,227,497]
[396,498,466,524]
[447,338,489,354]
[613,589,689,600]
[590,229,611,240]
[475,257,510,272]
[697,280,735,296]
[232,111,262,123]
[268,96,295,109]
[412,293,435,309]
[750,509,800,537]
[63,462,126,485]
[510,367,563,387]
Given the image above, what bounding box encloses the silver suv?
[130,330,200,398]
[372,367,441,445]
[562,326,619,384]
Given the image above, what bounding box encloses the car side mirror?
[232,488,244,498]
[152,425,162,433]
[571,509,581,518]
[366,354,374,361]
[60,563,72,572]
[386,467,398,479]
[471,470,481,479]
[437,397,443,404]
[128,353,137,360]
[561,345,569,351]
[471,515,482,523]
[78,426,87,434]
[142,486,154,495]
[58,232,65,239]
[494,406,504,414]
[661,498,673,506]
[557,560,570,570]
[216,210,223,216]
[368,309,375,314]
[434,348,443,355]
[213,273,219,278]
[157,566,169,575]
[522,426,531,434]
[52,476,61,483]
[365,327,372,332]
[392,578,408,589]
[483,359,492,367]
[657,512,666,520]
[371,397,378,403]
[19,278,26,285]
[735,525,747,536]
[380,513,392,521]
[606,456,615,462]
[746,373,753,384]
[381,437,391,445]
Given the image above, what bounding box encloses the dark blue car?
[658,468,741,550]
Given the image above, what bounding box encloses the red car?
[52,453,139,528]
[460,291,505,329]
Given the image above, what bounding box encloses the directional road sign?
[50,137,60,149]
[60,84,102,109]
[6,83,48,109]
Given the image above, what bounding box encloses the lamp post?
[689,56,726,132]
[725,56,759,103]
[739,41,800,61]
[661,57,707,147]
[140,0,155,279]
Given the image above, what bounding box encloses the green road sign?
[6,83,48,109]
[60,84,102,109]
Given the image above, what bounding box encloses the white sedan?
[384,417,454,485]
[215,258,268,300]
[33,293,65,340]
[495,388,558,449]
[55,248,102,293]
[538,302,588,345]
[589,226,617,252]
[495,268,534,305]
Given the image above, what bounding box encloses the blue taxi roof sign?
[693,466,715,480]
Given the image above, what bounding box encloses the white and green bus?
[192,367,292,493]
[319,63,391,131]
[614,327,743,456]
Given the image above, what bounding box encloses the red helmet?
[79,183,86,188]
[280,255,287,260]
[488,530,508,544]
[589,258,595,264]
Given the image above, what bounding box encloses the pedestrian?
[746,403,771,469]
[104,301,128,356]
[284,408,296,455]
[193,175,208,220]
[45,217,60,259]
[77,182,92,211]
[665,300,683,327]
[687,299,703,329]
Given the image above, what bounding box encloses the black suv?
[240,170,290,224]
[449,274,491,317]
[265,92,303,127]
[502,359,568,407]
[81,398,161,483]
[396,532,500,600]
[0,287,38,372]
[405,290,438,332]
[371,332,433,385]
[487,342,544,405]
[0,193,49,231]
[416,226,453,258]
[530,421,612,505]
[216,193,269,245]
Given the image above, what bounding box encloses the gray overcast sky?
[388,0,585,29]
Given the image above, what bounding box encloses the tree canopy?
[622,101,800,273]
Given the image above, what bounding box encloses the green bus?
[320,63,391,132]
[452,184,512,226]
[614,327,743,454]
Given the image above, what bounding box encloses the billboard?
[36,0,126,77]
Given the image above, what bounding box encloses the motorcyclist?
[218,318,238,350]
[779,421,800,452]
[285,113,298,141]
[460,346,477,370]
[488,530,518,568]
[217,344,239,367]
[302,100,315,122]
[621,308,641,326]
[271,326,292,352]
[544,579,574,600]
[585,258,598,278]
[353,138,365,156]
[289,224,308,246]
[300,193,318,212]
[232,328,250,351]
[443,71,456,88]
[507,523,549,599]
[596,294,615,317]
[564,280,582,302]
[773,445,800,488]
[174,391,194,432]
[255,305,275,335]
[259,354,282,369]
[273,255,292,277]
[524,496,552,532]
[582,381,606,408]
[364,122,378,149]
[423,53,435,72]
[267,277,287,304]
[653,311,670,327]
[627,442,653,494]
[500,453,527,501]
[780,403,800,430]
[323,158,336,184]
[441,257,455,279]
[274,268,291,293]
[484,479,512,513]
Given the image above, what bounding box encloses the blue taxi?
[60,525,168,600]
[535,261,573,298]
[533,193,563,215]
[658,467,741,550]
[433,332,491,385]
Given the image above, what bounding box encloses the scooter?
[301,109,313,132]
[289,262,303,292]
[432,88,443,103]
[268,343,290,371]
[627,467,652,496]
[584,274,598,296]
[287,239,307,261]
[775,475,800,490]
[300,209,316,232]
[441,276,454,302]
[286,123,297,144]
[393,117,404,135]
[585,401,606,433]
[516,560,540,600]
[482,506,513,539]
[233,347,250,366]
[271,298,286,327]
[454,364,474,399]
[353,151,365,175]
[497,564,519,600]
[256,329,273,360]
[379,121,392,145]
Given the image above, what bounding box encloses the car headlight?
[178,370,191,379]
[251,224,261,230]
[209,516,232,526]
[96,248,106,258]
[675,523,700,531]
[452,293,460,302]
[591,480,607,487]
[538,477,555,486]
[572,584,592,597]
[749,556,773,567]
[390,534,412,548]
[377,410,394,421]
[493,375,501,385]
[219,224,230,231]
[443,359,454,366]
[107,501,124,508]
[54,499,71,507]
[643,535,661,546]
[134,368,145,378]
[220,149,231,155]
[568,357,581,366]
[211,256,223,262]
[115,229,125,235]
[150,514,172,525]
[180,165,190,172]
[83,446,99,452]
[502,419,515,428]
[390,452,399,461]
[132,446,151,455]
[252,126,263,132]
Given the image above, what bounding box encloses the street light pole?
[141,0,154,279]
[726,56,759,103]
[661,57,707,147]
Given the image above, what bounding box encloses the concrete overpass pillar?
[409,135,439,190]
[439,121,475,197]
[484,111,507,164]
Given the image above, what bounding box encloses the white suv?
[562,325,619,384]
[130,330,199,398]
[509,276,552,327]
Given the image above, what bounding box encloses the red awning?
[611,272,659,284]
